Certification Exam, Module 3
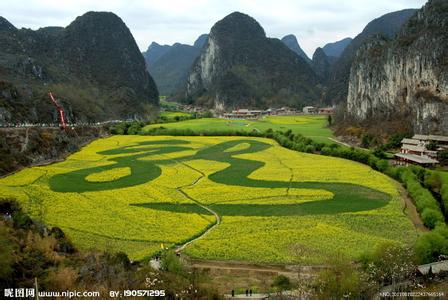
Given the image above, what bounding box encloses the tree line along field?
[0,135,417,264]
[144,115,333,144]
[159,111,193,120]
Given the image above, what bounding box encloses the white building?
[302,106,316,114]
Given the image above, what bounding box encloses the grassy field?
[0,136,417,263]
[144,115,333,143]
[160,111,193,120]
[439,170,448,182]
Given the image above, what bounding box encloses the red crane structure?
[48,92,67,130]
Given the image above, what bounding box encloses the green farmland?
[144,115,333,143]
[159,111,193,120]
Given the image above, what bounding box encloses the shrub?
[361,242,416,286]
[441,184,448,217]
[305,145,315,153]
[111,252,132,271]
[320,146,332,156]
[426,141,438,151]
[315,257,367,298]
[374,159,389,173]
[424,171,442,193]
[384,132,411,150]
[414,225,448,264]
[0,226,15,285]
[109,121,144,135]
[0,198,21,214]
[127,121,144,135]
[439,150,448,165]
[421,208,445,229]
[0,198,34,230]
[361,134,374,148]
[272,275,292,293]
[161,251,183,275]
[110,123,127,135]
[372,147,387,159]
[373,167,446,229]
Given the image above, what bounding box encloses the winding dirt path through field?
[397,184,428,231]
[174,162,221,252]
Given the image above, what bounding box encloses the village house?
[394,134,448,166]
[278,107,298,115]
[223,109,262,119]
[222,107,299,119]
[302,106,317,114]
[318,107,335,114]
[417,260,448,275]
[412,134,448,150]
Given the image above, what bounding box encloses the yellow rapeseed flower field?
[0,135,417,263]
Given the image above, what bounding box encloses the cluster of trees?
[143,127,267,137]
[158,111,213,123]
[295,243,421,298]
[109,121,145,135]
[108,111,214,135]
[440,151,448,165]
[0,198,222,298]
[397,168,444,229]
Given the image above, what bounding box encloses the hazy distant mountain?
[326,9,417,104]
[194,34,209,48]
[312,47,331,83]
[143,34,208,95]
[281,34,312,64]
[322,37,352,58]
[142,42,171,69]
[186,12,320,109]
[0,12,159,124]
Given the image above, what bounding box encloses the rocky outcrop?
[0,127,106,175]
[326,9,417,104]
[346,0,448,134]
[186,12,319,109]
[281,34,312,64]
[0,12,159,124]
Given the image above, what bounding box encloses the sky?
[1,0,427,57]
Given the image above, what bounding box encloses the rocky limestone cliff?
[0,127,106,175]
[326,9,417,104]
[346,0,448,134]
[186,12,319,109]
[0,12,159,124]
